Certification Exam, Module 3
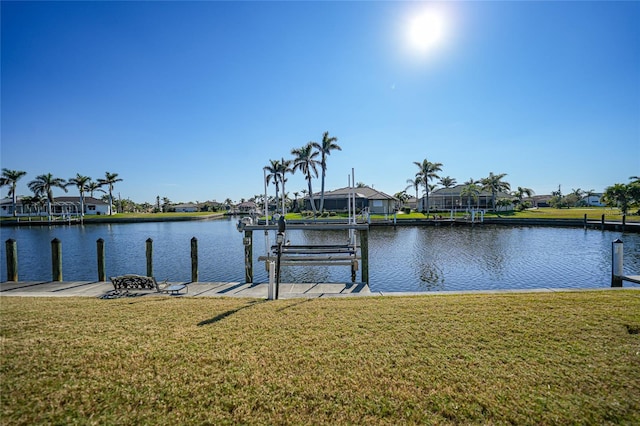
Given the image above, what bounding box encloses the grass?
[83,211,225,221]
[2,291,639,424]
[284,207,639,222]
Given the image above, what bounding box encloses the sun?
[407,9,447,53]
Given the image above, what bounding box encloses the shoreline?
[1,213,638,233]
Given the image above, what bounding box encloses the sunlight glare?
[407,9,447,54]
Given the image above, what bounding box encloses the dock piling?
[146,238,153,277]
[97,238,106,282]
[244,230,253,284]
[51,238,62,282]
[191,237,198,283]
[360,228,369,284]
[5,239,18,281]
[611,239,624,287]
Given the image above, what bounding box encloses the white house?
[582,194,604,207]
[173,203,198,213]
[0,196,111,217]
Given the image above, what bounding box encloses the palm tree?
[67,174,91,216]
[86,180,106,199]
[479,172,510,211]
[98,172,123,215]
[312,131,341,212]
[27,173,68,220]
[264,159,282,214]
[460,183,481,210]
[0,168,27,217]
[512,186,535,207]
[405,176,424,211]
[300,189,308,210]
[602,183,632,215]
[394,190,410,210]
[20,195,38,217]
[413,158,443,213]
[279,157,293,215]
[438,176,457,188]
[293,191,300,212]
[291,142,320,215]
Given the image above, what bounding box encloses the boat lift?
[239,217,369,300]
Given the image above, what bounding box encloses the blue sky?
[2,1,639,204]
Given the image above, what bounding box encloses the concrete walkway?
[0,281,372,299]
[1,280,638,299]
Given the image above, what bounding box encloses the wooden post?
[51,238,62,282]
[244,230,253,283]
[360,228,369,284]
[611,239,624,287]
[622,215,626,232]
[5,239,18,281]
[191,237,198,283]
[146,238,153,277]
[601,214,605,230]
[97,238,106,282]
[583,213,587,229]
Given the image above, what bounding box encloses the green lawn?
[285,207,638,222]
[2,291,639,424]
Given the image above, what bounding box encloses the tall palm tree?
[86,180,106,199]
[264,159,282,215]
[312,131,341,212]
[27,173,68,220]
[0,168,27,217]
[279,157,293,215]
[98,172,123,215]
[405,176,423,211]
[291,142,320,215]
[413,158,443,213]
[479,172,510,211]
[67,174,91,216]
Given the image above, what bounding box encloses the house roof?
[431,184,510,198]
[312,186,397,200]
[237,201,257,208]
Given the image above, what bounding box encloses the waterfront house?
[237,201,258,214]
[303,186,398,215]
[0,196,111,217]
[426,185,513,211]
[582,194,604,207]
[173,203,198,213]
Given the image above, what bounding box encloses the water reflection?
[1,219,639,292]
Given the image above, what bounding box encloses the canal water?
[1,218,639,292]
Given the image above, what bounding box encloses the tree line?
[0,169,122,218]
[263,131,341,215]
